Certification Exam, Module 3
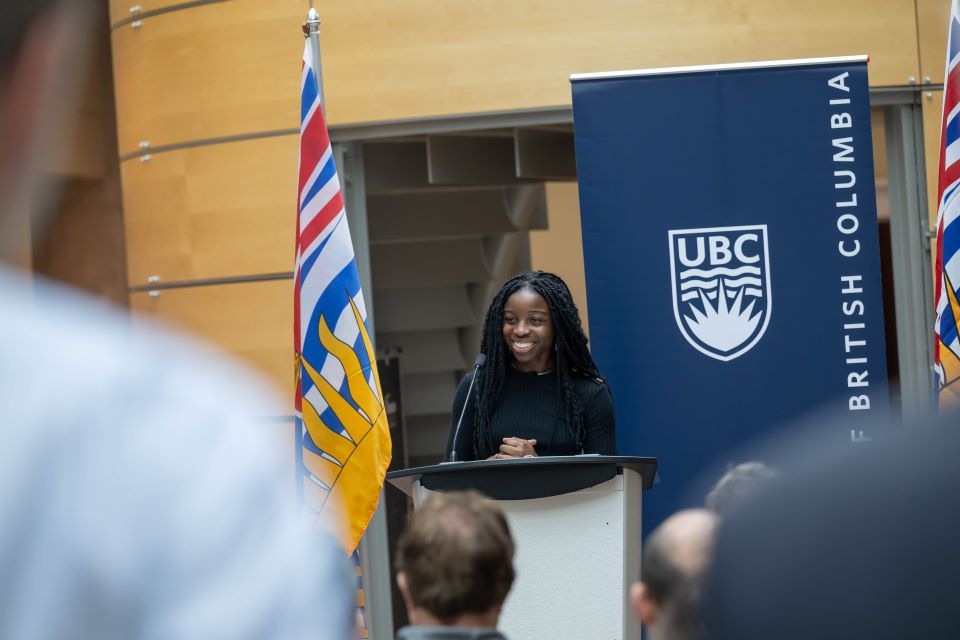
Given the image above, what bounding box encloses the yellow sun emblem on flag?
[940,272,960,407]
[299,296,391,552]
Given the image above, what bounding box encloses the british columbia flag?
[295,39,391,552]
[935,0,960,409]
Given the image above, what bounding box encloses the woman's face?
[502,287,555,373]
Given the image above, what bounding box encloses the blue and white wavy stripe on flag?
[299,220,376,440]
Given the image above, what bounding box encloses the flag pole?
[302,8,325,112]
[298,11,393,640]
[295,6,324,534]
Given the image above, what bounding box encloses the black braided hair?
[471,271,602,457]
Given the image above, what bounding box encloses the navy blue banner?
[571,58,889,530]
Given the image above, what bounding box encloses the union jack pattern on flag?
[295,39,391,552]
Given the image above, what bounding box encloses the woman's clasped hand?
[488,437,539,459]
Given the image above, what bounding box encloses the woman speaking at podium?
[445,271,617,461]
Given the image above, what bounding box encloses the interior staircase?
[361,126,576,466]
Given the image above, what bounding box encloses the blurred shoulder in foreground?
[0,270,355,639]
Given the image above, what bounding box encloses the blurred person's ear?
[630,581,658,626]
[396,571,416,616]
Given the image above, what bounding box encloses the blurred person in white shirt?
[0,2,354,638]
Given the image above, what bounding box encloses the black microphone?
[447,354,486,462]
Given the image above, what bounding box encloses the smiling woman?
[445,271,618,461]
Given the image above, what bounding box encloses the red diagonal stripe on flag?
[299,191,345,255]
[938,64,960,204]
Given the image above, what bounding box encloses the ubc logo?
[668,225,772,362]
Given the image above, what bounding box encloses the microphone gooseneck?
[447,354,486,462]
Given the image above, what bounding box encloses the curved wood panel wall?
[111,0,305,155]
[108,0,208,26]
[918,0,951,84]
[112,0,307,400]
[130,279,293,402]
[121,134,296,285]
[318,0,920,125]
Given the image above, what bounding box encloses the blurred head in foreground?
[705,411,960,639]
[395,491,515,634]
[705,461,779,516]
[0,2,354,637]
[631,509,718,640]
[0,1,87,257]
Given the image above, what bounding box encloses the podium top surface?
[387,455,658,501]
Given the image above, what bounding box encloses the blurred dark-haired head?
[631,509,717,640]
[395,490,515,625]
[705,461,779,516]
[705,411,960,639]
[0,0,91,262]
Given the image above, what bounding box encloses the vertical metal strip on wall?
[885,102,937,414]
[335,140,394,640]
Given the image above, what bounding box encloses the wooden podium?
[387,455,658,640]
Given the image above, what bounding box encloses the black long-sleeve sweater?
[445,365,618,461]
